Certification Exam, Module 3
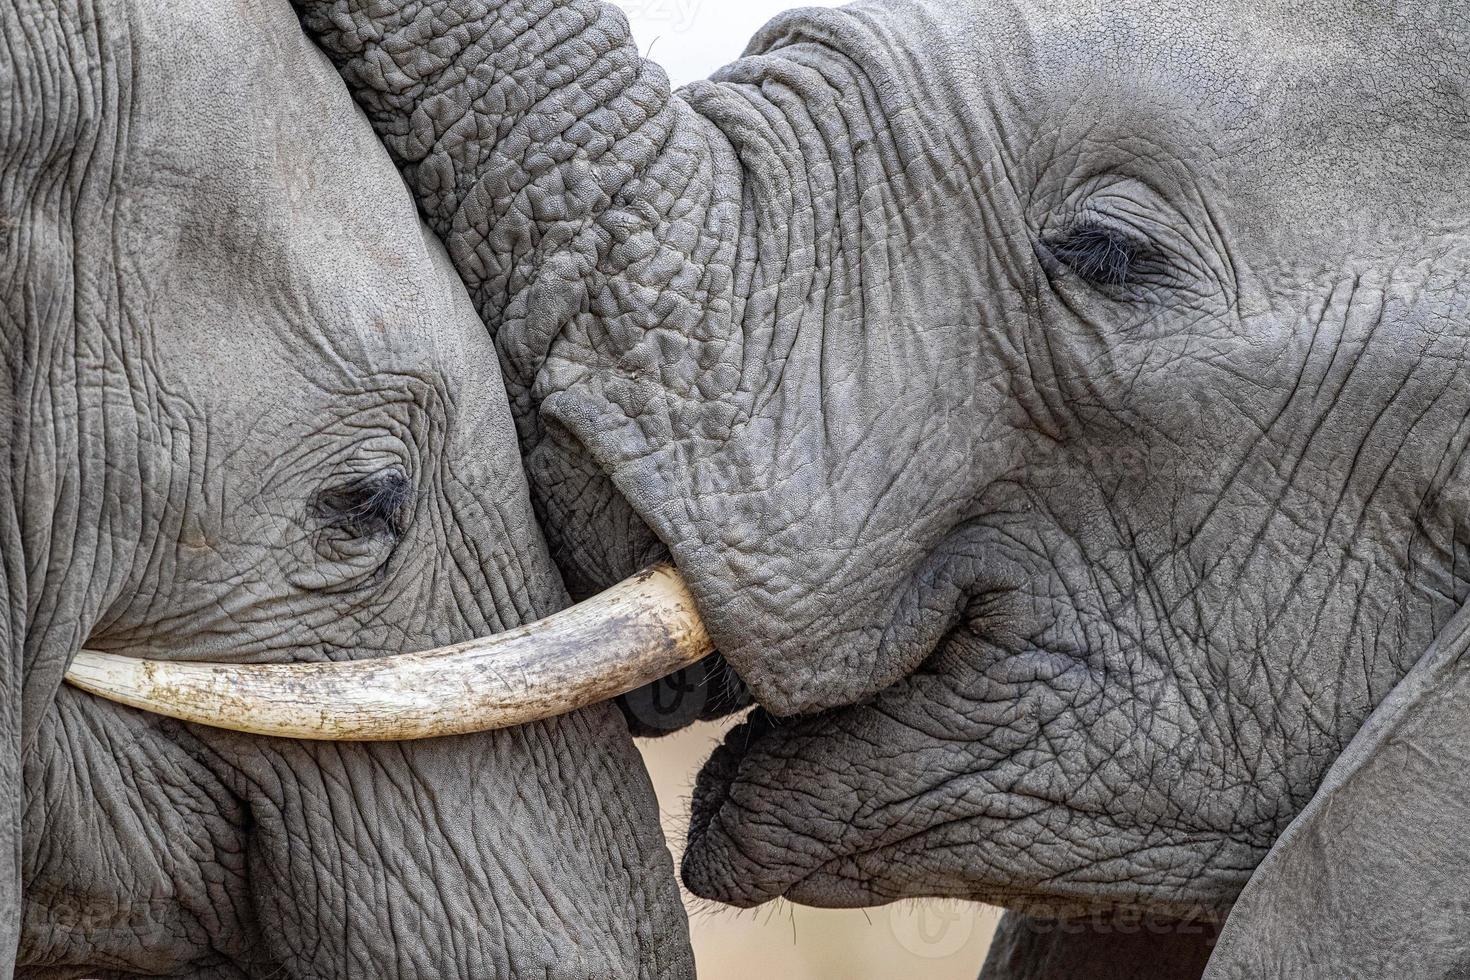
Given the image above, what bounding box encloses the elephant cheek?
[215,708,691,978]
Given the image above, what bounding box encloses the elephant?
[11,0,1470,976]
[1,0,693,976]
[287,0,1470,976]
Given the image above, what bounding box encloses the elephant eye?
[1043,221,1146,289]
[312,469,413,541]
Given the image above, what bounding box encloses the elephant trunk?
[299,0,954,720]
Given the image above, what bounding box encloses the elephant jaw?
[64,565,712,740]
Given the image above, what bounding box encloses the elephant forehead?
[1031,0,1470,233]
[817,0,1469,248]
[119,0,479,379]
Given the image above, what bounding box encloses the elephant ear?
[1204,602,1470,979]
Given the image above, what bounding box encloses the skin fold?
[2,0,689,976]
[302,0,1470,971]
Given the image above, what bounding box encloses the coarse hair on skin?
[312,468,414,540]
[1046,221,1142,288]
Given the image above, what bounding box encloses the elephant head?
[299,0,1470,974]
[2,0,690,975]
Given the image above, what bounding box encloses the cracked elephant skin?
[301,0,1470,970]
[1,0,690,977]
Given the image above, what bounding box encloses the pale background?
[616,2,1000,975]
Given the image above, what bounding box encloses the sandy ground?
[638,721,998,979]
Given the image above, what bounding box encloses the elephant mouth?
[680,690,1032,911]
[677,607,1037,910]
[679,688,947,908]
[681,703,893,908]
[681,707,784,899]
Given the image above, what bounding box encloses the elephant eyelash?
[313,469,414,541]
[1043,221,1147,289]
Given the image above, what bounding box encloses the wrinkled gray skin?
[301,0,1470,971]
[9,0,1469,973]
[2,1,690,977]
[982,913,1217,980]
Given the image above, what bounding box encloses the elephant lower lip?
[681,705,785,904]
[682,701,908,908]
[686,707,778,830]
[678,622,1001,908]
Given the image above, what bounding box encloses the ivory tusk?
[64,565,712,741]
